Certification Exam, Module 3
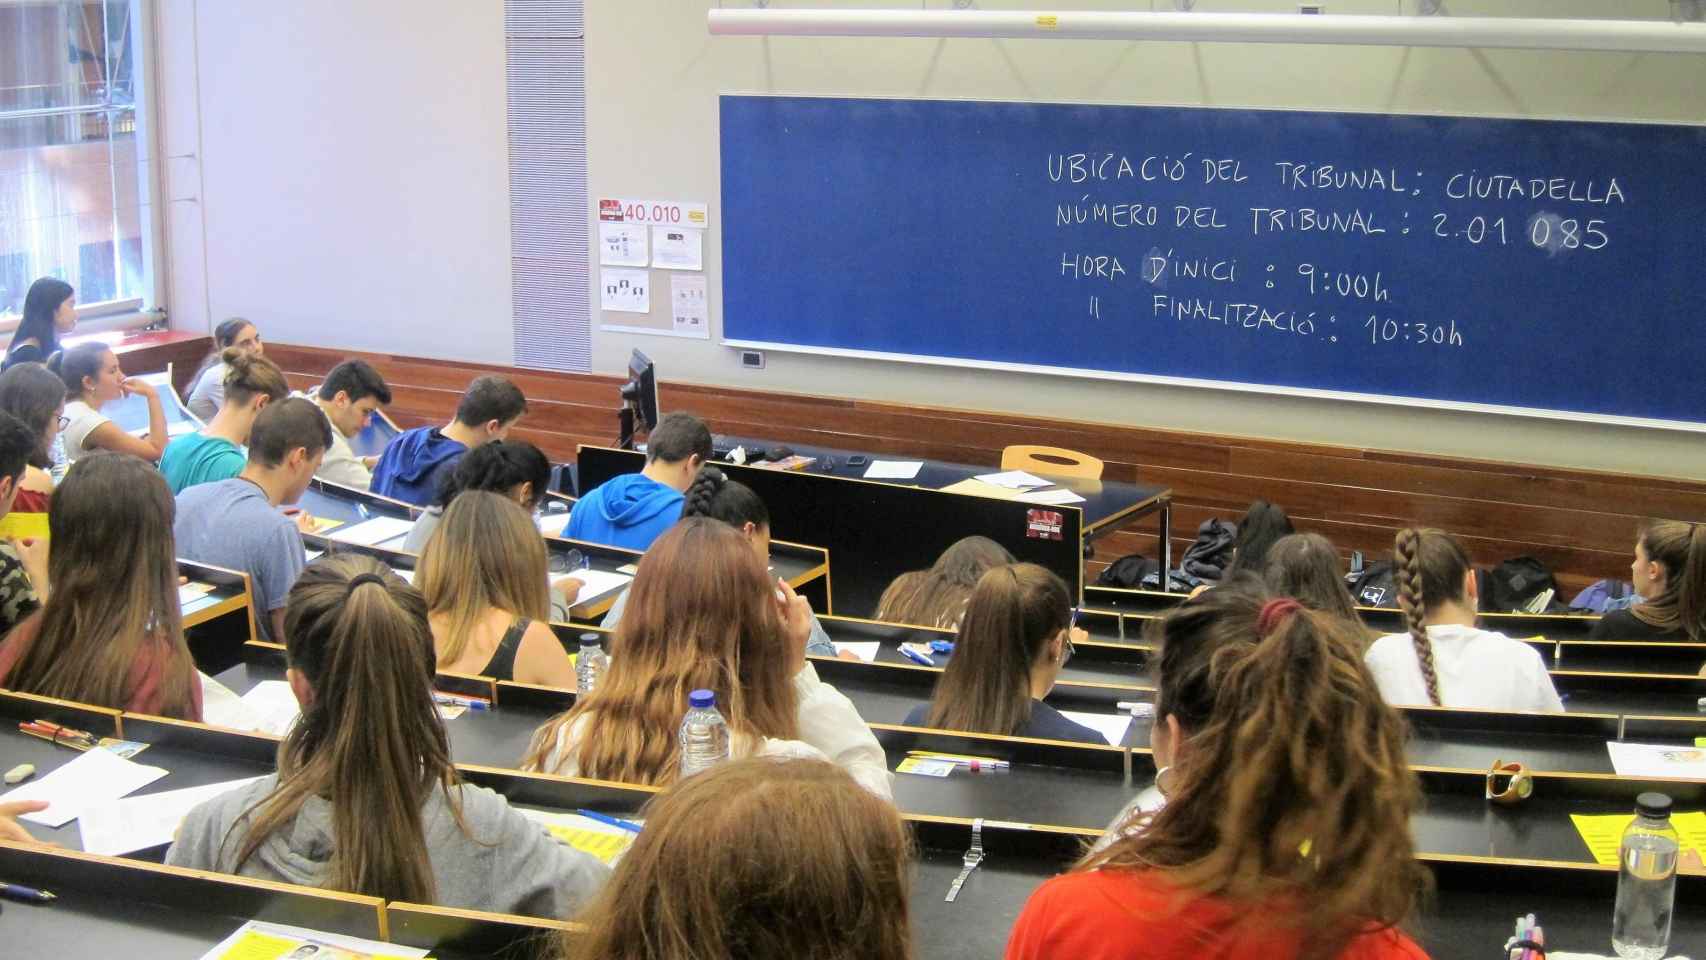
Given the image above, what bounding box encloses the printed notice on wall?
[598,223,648,267]
[600,268,651,314]
[598,198,709,229]
[671,274,710,339]
[652,226,704,271]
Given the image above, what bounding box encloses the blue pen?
[0,882,55,903]
[434,693,489,712]
[576,808,643,833]
[357,503,371,520]
[898,645,936,668]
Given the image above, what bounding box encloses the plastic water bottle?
[1612,792,1679,959]
[575,633,608,695]
[678,689,730,778]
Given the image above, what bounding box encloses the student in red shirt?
[1005,588,1430,960]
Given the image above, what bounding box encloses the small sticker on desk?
[1026,508,1064,540]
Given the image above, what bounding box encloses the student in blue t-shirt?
[369,375,527,506]
[904,563,1102,744]
[566,411,710,551]
[159,349,290,495]
[174,397,331,647]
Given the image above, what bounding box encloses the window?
[1,0,154,326]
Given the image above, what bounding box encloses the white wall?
[156,0,1706,477]
[154,0,515,365]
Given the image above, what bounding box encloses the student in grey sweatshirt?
[166,555,607,917]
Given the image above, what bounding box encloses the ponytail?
[1682,525,1706,643]
[1088,588,1425,959]
[682,466,769,530]
[924,563,1069,736]
[1393,529,1442,707]
[227,555,457,902]
[1632,520,1706,641]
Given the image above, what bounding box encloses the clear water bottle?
[575,633,608,695]
[1612,791,1679,959]
[679,689,730,778]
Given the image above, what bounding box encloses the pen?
[575,809,643,833]
[0,882,55,904]
[907,750,1009,769]
[1115,701,1155,715]
[898,645,936,667]
[357,503,371,520]
[432,694,490,712]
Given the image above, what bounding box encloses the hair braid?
[682,466,726,518]
[1393,528,1441,706]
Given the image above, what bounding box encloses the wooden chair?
[1000,445,1104,480]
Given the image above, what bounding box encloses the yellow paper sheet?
[215,930,419,960]
[0,512,49,541]
[300,514,343,534]
[1572,810,1706,868]
[543,823,634,865]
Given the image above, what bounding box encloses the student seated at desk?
[1223,499,1294,580]
[0,412,48,635]
[371,374,527,506]
[159,349,289,495]
[167,555,609,915]
[601,466,837,657]
[903,563,1099,744]
[174,398,330,643]
[403,439,551,553]
[1008,589,1428,960]
[1365,528,1562,712]
[875,535,1015,629]
[0,453,203,720]
[566,411,709,551]
[304,359,392,490]
[51,342,167,464]
[563,757,911,960]
[1591,520,1705,643]
[419,492,578,687]
[185,318,264,420]
[2,277,76,372]
[1263,533,1361,625]
[0,362,68,513]
[524,518,892,799]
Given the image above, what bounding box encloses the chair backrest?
[1000,445,1104,480]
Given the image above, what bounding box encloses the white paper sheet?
[670,273,710,338]
[864,460,923,480]
[203,680,301,737]
[537,512,572,538]
[197,920,429,960]
[600,268,651,313]
[652,225,704,270]
[832,641,881,663]
[1,747,170,827]
[79,776,265,855]
[324,515,414,547]
[1057,710,1135,747]
[973,470,1052,489]
[1605,741,1706,780]
[598,222,649,267]
[562,569,635,603]
[1017,488,1087,505]
[393,568,416,584]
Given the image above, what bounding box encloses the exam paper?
[324,515,414,547]
[1017,488,1087,505]
[198,920,427,960]
[519,808,639,865]
[1,747,169,827]
[203,680,301,737]
[537,511,572,538]
[1058,710,1135,747]
[79,776,264,855]
[1606,741,1706,780]
[562,569,635,603]
[832,641,881,663]
[973,470,1051,489]
[864,460,923,480]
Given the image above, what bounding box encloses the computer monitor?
[617,348,659,449]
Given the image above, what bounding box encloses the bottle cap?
[579,633,602,648]
[1636,791,1673,819]
[689,689,716,709]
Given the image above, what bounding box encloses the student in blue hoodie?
[566,411,710,551]
[371,375,527,506]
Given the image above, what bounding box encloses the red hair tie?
[1256,598,1303,638]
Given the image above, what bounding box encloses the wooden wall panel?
[264,342,1699,593]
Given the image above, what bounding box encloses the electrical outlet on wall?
[1299,2,1325,12]
[740,350,765,370]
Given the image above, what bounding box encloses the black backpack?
[1481,556,1565,614]
[1179,518,1237,582]
[1347,561,1400,608]
[1096,554,1159,589]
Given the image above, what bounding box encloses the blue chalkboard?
[719,96,1706,428]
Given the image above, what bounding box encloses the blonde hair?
[875,536,1016,629]
[924,563,1069,736]
[522,519,798,784]
[417,490,550,668]
[564,757,914,960]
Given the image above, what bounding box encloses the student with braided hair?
[1364,528,1562,712]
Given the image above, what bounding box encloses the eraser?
[3,763,34,784]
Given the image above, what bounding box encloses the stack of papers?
[561,569,634,603]
[973,470,1051,489]
[79,776,264,855]
[324,515,414,547]
[1058,710,1135,747]
[203,680,301,736]
[1605,741,1706,780]
[0,748,169,827]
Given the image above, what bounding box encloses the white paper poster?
[598,222,648,267]
[651,226,704,271]
[670,274,710,339]
[600,268,651,313]
[598,198,709,229]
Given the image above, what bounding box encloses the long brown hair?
[564,757,913,960]
[1630,520,1706,640]
[417,490,550,667]
[1393,527,1472,706]
[522,518,799,783]
[924,563,1069,736]
[227,555,460,902]
[1087,588,1426,959]
[219,346,288,408]
[2,453,195,717]
[876,535,1016,628]
[1263,533,1359,624]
